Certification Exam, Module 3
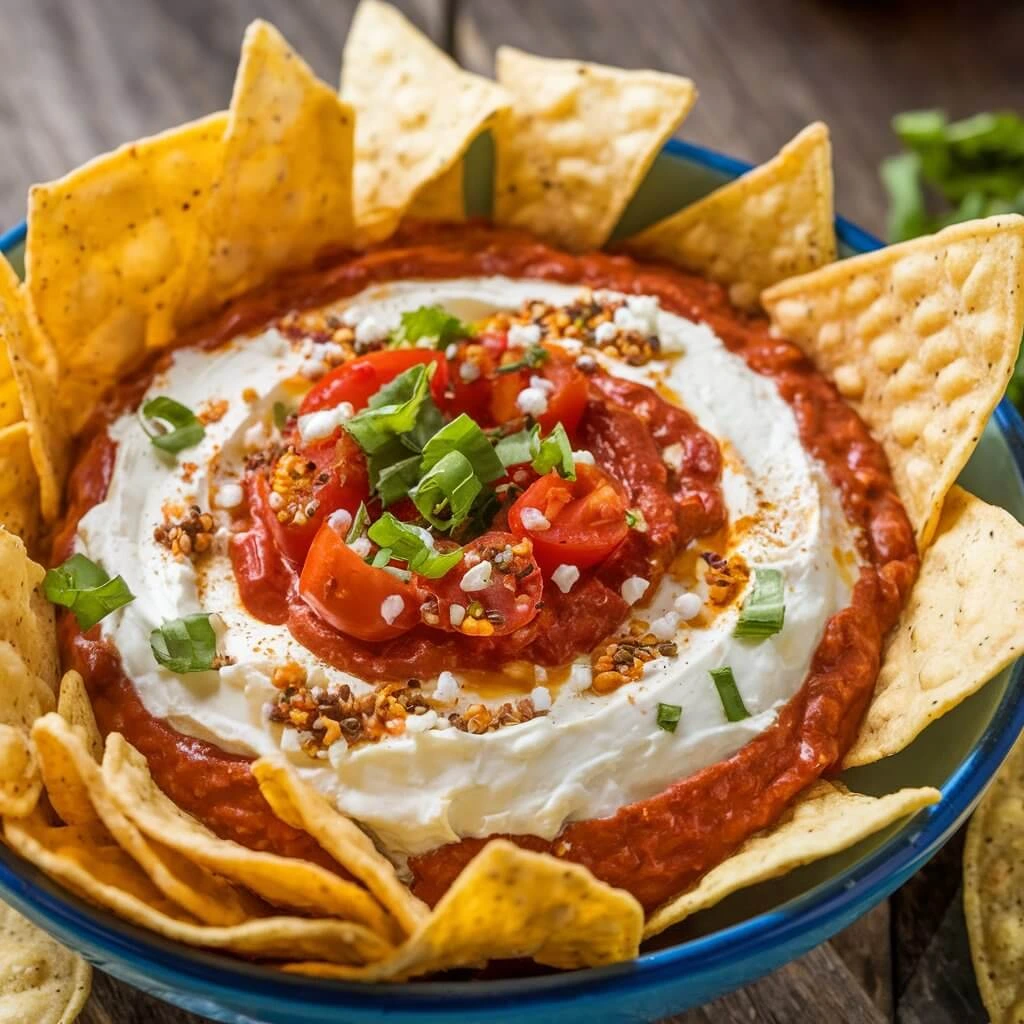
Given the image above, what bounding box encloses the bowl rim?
[1,135,1021,1014]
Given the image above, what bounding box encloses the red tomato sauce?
[54,223,917,911]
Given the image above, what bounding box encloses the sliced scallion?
[710,666,750,722]
[140,397,205,454]
[656,702,682,733]
[367,512,463,578]
[733,568,785,639]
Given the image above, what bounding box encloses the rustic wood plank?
[830,901,895,1018]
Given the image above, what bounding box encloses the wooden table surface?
[2,1,1021,1021]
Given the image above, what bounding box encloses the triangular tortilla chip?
[341,1,508,242]
[644,781,939,938]
[623,122,836,309]
[494,48,696,252]
[845,487,1024,767]
[25,113,227,431]
[0,901,90,1024]
[407,163,466,223]
[0,640,53,818]
[763,215,1024,546]
[180,21,356,325]
[56,672,102,763]
[0,527,57,692]
[0,423,41,550]
[284,838,644,981]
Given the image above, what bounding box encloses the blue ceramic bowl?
[1,139,1022,1024]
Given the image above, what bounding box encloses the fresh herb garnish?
[656,702,682,733]
[140,397,205,454]
[421,413,506,483]
[625,508,648,532]
[495,423,575,479]
[367,512,464,578]
[375,453,423,507]
[345,502,369,544]
[344,363,436,454]
[733,568,785,640]
[495,344,550,374]
[43,554,135,631]
[710,666,750,722]
[150,613,219,673]
[412,451,483,531]
[389,305,470,349]
[370,546,393,568]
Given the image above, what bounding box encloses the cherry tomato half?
[490,346,589,435]
[508,464,629,573]
[421,531,542,636]
[299,522,425,642]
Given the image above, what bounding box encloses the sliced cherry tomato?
[261,429,369,565]
[300,349,447,415]
[421,531,542,636]
[490,346,589,435]
[508,464,629,573]
[441,342,497,425]
[299,523,425,642]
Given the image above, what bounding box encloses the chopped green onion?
[421,413,505,483]
[389,305,470,349]
[531,422,575,480]
[495,344,550,374]
[656,702,682,733]
[150,613,219,674]
[345,363,435,454]
[140,397,205,454]
[625,508,648,532]
[412,451,482,531]
[345,502,369,544]
[367,512,464,578]
[370,546,393,568]
[733,568,785,639]
[710,666,750,722]
[43,554,135,631]
[272,401,291,430]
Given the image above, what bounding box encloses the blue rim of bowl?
[0,137,1021,1015]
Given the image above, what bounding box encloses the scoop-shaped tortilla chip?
[0,424,42,550]
[845,487,1024,767]
[494,48,696,252]
[964,733,1024,1024]
[284,838,644,981]
[644,781,939,938]
[101,733,396,938]
[26,113,228,430]
[56,672,102,763]
[253,756,428,936]
[623,123,835,310]
[342,1,509,241]
[3,810,391,965]
[180,21,356,325]
[763,215,1024,546]
[0,901,90,1024]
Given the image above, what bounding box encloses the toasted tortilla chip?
[253,756,428,936]
[407,163,466,223]
[26,113,228,431]
[285,839,643,981]
[644,781,939,938]
[763,215,1024,546]
[3,811,391,965]
[845,487,1024,767]
[494,48,696,252]
[0,257,68,520]
[180,21,356,325]
[57,672,102,763]
[964,733,1024,1024]
[33,714,260,927]
[0,527,57,691]
[341,1,508,241]
[623,123,836,310]
[0,423,42,550]
[0,901,90,1024]
[102,733,396,938]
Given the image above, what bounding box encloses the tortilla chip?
[3,811,391,965]
[623,123,835,310]
[284,838,642,980]
[0,527,57,692]
[0,639,54,817]
[964,733,1024,1024]
[26,113,228,431]
[0,423,42,550]
[180,21,356,325]
[253,756,428,936]
[644,781,940,938]
[493,48,696,252]
[341,1,508,242]
[0,901,90,1024]
[57,672,102,763]
[845,487,1024,767]
[763,215,1024,546]
[101,733,396,938]
[407,163,466,223]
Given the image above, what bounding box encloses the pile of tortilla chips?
[0,0,1022,991]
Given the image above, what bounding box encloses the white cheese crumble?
[649,612,680,641]
[594,321,618,344]
[327,509,353,534]
[380,595,405,625]
[516,387,549,417]
[267,490,284,511]
[300,357,326,380]
[341,306,362,327]
[551,564,580,594]
[434,671,460,703]
[214,483,245,510]
[621,576,650,605]
[572,449,595,465]
[297,402,354,443]
[662,443,685,473]
[460,561,493,592]
[404,709,439,734]
[519,507,550,532]
[355,315,388,346]
[507,322,541,347]
[531,686,552,712]
[349,537,371,557]
[529,374,555,394]
[674,592,703,620]
[448,604,466,627]
[459,360,481,383]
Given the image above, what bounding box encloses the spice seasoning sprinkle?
[154,505,215,561]
[590,632,678,694]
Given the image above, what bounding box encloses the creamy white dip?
[75,278,859,861]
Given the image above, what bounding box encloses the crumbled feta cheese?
[267,490,285,511]
[300,357,326,380]
[529,374,555,393]
[327,508,353,534]
[215,482,245,509]
[355,315,387,346]
[516,386,549,417]
[567,662,593,693]
[613,306,643,332]
[551,563,580,594]
[434,671,460,703]
[460,560,493,592]
[349,536,371,557]
[404,709,439,734]
[649,611,680,641]
[459,360,481,383]
[341,306,362,327]
[321,342,344,362]
[448,603,466,627]
[572,449,595,465]
[626,294,660,333]
[674,592,703,620]
[520,507,551,532]
[531,686,552,712]
[444,343,459,360]
[620,576,650,605]
[662,442,685,472]
[507,322,541,347]
[594,321,618,344]
[380,594,405,625]
[297,402,354,443]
